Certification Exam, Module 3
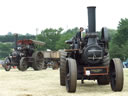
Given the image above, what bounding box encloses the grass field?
[0,68,127,96]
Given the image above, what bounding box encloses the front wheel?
[109,58,124,91]
[19,57,29,71]
[60,51,67,86]
[66,58,77,93]
[3,57,11,71]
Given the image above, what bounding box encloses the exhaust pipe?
[87,6,96,33]
[87,6,97,45]
[14,33,18,50]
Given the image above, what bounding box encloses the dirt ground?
[0,68,127,96]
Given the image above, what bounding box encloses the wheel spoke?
[37,63,42,68]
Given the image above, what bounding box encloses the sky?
[0,0,128,35]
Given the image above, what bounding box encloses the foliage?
[55,27,79,50]
[109,18,128,61]
[0,33,35,59]
[36,28,63,51]
[0,42,13,59]
[36,27,79,51]
[0,34,35,42]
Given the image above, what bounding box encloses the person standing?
[74,27,84,49]
[76,27,84,41]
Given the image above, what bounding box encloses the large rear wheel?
[66,58,77,93]
[32,51,44,70]
[60,51,67,86]
[109,58,124,91]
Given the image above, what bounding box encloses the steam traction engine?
[60,6,123,92]
[3,34,46,71]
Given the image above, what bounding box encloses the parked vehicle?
[2,34,45,71]
[43,51,60,69]
[59,6,124,92]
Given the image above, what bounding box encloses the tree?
[55,27,79,50]
[113,18,128,46]
[7,32,13,35]
[108,29,117,40]
[109,18,128,60]
[109,42,123,59]
[0,34,35,42]
[0,42,13,59]
[37,28,63,51]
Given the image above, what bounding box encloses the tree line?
[0,18,128,61]
[0,33,35,42]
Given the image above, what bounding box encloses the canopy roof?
[17,39,45,46]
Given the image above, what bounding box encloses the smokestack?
[14,33,18,50]
[87,6,97,45]
[87,6,96,33]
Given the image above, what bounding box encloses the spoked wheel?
[3,57,11,71]
[60,51,67,86]
[66,58,77,93]
[32,51,44,70]
[109,58,124,91]
[19,57,29,71]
